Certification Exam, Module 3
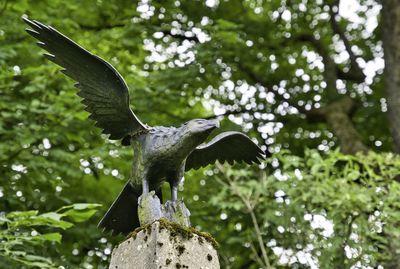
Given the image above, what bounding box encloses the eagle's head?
[178,119,220,151]
[184,119,220,134]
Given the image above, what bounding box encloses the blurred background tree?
[1,0,400,268]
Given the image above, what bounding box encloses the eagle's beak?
[208,119,220,130]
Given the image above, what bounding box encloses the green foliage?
[0,203,101,268]
[194,150,400,268]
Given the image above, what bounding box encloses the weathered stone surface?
[162,200,191,227]
[138,191,163,225]
[109,220,220,269]
[138,191,191,227]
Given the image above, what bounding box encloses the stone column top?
[109,219,220,269]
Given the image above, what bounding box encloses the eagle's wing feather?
[185,131,266,171]
[23,18,148,140]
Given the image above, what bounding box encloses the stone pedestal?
[109,220,220,269]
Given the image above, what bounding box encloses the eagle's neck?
[175,126,212,156]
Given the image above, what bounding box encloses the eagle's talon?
[171,202,177,212]
[137,196,143,207]
[165,200,177,212]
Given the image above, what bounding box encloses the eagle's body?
[130,120,218,194]
[98,121,221,234]
[24,17,267,235]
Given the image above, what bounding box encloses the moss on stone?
[157,218,219,249]
[198,236,204,245]
[175,263,188,269]
[146,224,152,236]
[127,218,219,249]
[176,244,185,256]
[127,221,153,239]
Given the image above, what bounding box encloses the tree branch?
[312,96,369,153]
[214,165,272,269]
[236,62,307,113]
[235,32,369,153]
[156,20,368,154]
[204,108,250,120]
[336,68,365,82]
[77,22,127,31]
[160,30,200,43]
[328,0,365,82]
[0,0,8,16]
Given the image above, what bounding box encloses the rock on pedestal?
[109,219,220,269]
[138,191,191,227]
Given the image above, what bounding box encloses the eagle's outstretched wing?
[23,17,148,140]
[185,131,266,171]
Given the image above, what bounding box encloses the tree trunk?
[382,0,400,153]
[381,3,400,268]
[309,97,369,154]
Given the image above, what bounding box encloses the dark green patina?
[24,17,266,235]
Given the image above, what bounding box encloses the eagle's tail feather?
[98,181,141,235]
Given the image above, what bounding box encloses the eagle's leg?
[168,165,185,207]
[137,169,164,225]
[164,167,190,226]
[138,169,150,206]
[142,177,149,195]
[170,182,178,202]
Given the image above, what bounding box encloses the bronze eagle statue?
[23,17,267,235]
